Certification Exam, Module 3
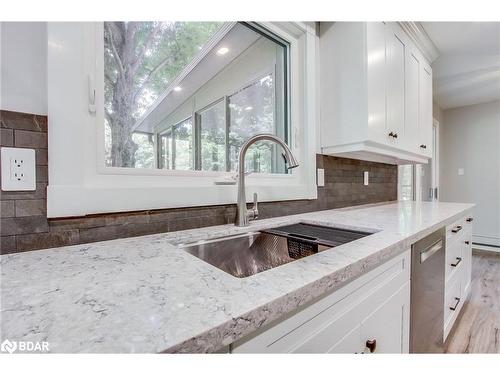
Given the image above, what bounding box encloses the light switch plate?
[364,171,369,185]
[317,168,325,187]
[1,147,36,191]
[458,168,465,176]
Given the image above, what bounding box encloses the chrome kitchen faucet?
[235,134,299,227]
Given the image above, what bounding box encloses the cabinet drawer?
[446,217,466,240]
[232,250,410,353]
[445,238,463,282]
[444,272,462,339]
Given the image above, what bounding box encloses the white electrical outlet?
[1,147,36,191]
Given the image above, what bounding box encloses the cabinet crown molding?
[399,22,439,63]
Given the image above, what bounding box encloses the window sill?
[47,179,317,217]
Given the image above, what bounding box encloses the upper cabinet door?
[319,22,433,164]
[419,62,433,157]
[385,24,406,142]
[405,48,421,153]
[366,22,388,143]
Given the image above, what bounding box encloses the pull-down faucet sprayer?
[235,134,299,227]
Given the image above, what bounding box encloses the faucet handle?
[250,192,259,220]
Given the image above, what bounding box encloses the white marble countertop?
[0,201,474,353]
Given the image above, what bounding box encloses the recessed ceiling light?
[244,106,253,111]
[173,86,182,92]
[217,47,229,55]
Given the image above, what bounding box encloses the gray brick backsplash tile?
[0,236,17,254]
[1,216,49,236]
[49,216,108,232]
[15,199,46,217]
[1,200,15,217]
[35,149,48,165]
[1,110,47,132]
[14,130,48,148]
[79,226,119,244]
[1,128,14,146]
[103,212,151,226]
[36,165,48,182]
[16,230,80,252]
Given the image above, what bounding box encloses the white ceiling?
[422,22,500,109]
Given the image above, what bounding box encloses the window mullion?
[172,126,177,170]
[224,95,231,172]
[194,113,201,170]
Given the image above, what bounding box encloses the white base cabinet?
[229,215,473,353]
[319,22,433,165]
[231,250,410,353]
[444,215,473,340]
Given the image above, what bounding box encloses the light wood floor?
[445,250,500,353]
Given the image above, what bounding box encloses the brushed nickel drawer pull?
[465,240,470,245]
[450,297,460,311]
[452,226,462,233]
[451,257,462,267]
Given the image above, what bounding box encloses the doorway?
[421,119,440,201]
[398,119,439,202]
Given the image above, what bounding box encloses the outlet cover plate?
[1,147,36,191]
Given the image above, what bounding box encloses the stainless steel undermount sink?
[178,223,373,278]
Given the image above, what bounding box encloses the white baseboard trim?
[472,243,500,253]
[472,234,500,247]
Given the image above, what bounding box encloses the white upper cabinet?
[419,62,433,157]
[385,23,406,142]
[405,47,421,153]
[319,22,434,165]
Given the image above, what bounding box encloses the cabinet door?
[231,251,410,353]
[361,282,410,353]
[405,48,421,154]
[326,325,364,353]
[385,23,406,145]
[366,22,388,143]
[419,62,433,157]
[462,233,472,293]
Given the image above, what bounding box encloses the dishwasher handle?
[420,239,444,263]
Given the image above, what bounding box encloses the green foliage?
[104,21,223,167]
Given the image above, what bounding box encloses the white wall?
[440,100,500,246]
[0,22,47,115]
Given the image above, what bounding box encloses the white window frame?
[47,22,318,217]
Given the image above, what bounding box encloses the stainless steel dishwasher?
[410,228,446,353]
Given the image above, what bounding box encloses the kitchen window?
[104,21,289,175]
[46,22,318,217]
